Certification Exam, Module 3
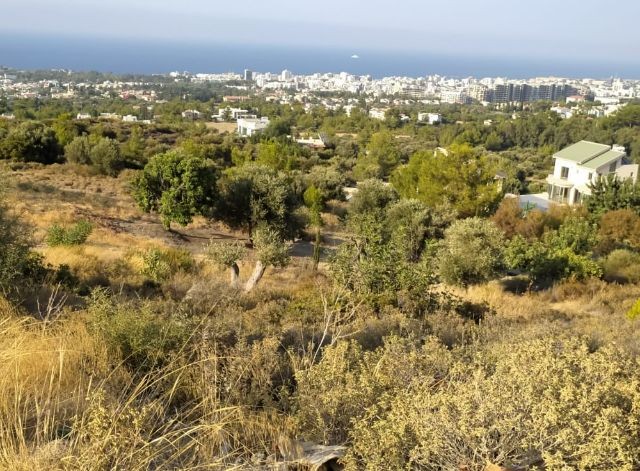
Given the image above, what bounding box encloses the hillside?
[1,160,640,470]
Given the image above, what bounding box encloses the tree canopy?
[132,150,219,229]
[216,164,303,240]
[0,122,60,164]
[391,144,502,217]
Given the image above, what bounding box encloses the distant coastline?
[0,33,638,80]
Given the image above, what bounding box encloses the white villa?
[216,107,253,121]
[237,117,270,137]
[418,112,442,124]
[546,141,639,205]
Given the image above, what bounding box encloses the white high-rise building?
[281,70,293,81]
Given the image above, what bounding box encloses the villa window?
[609,161,617,173]
[560,167,569,179]
[588,172,593,181]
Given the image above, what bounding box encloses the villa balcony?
[546,175,574,204]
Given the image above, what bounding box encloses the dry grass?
[0,306,108,468]
[205,122,238,134]
[460,278,640,320]
[0,299,294,469]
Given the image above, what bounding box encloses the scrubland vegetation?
[1,93,640,469]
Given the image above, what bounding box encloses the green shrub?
[505,221,603,284]
[140,247,194,283]
[64,135,92,165]
[140,249,172,283]
[89,137,124,176]
[601,249,640,283]
[0,196,44,292]
[0,122,60,164]
[45,224,66,247]
[437,217,504,286]
[89,289,191,371]
[46,220,93,246]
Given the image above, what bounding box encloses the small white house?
[546,141,639,205]
[369,108,388,120]
[237,117,270,137]
[550,106,573,119]
[181,109,203,120]
[418,112,441,124]
[217,107,252,120]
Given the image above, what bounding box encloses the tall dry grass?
[0,297,294,469]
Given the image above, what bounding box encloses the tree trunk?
[312,227,321,270]
[244,260,266,292]
[229,263,240,288]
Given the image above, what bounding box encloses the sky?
[1,0,639,64]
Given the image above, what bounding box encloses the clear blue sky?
[2,0,638,63]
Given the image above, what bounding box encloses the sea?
[0,33,638,79]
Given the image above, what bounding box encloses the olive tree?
[132,150,219,230]
[245,226,290,292]
[437,217,505,286]
[206,226,289,292]
[206,240,247,288]
[216,164,302,240]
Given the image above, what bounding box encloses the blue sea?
[0,33,638,79]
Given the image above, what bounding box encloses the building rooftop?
[554,140,611,164]
[580,149,626,170]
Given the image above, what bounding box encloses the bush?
[554,216,597,255]
[90,137,124,176]
[294,337,451,445]
[627,298,640,320]
[491,198,547,240]
[89,289,191,371]
[64,135,92,165]
[601,249,640,283]
[437,217,504,286]
[0,188,44,292]
[490,197,522,239]
[598,209,640,253]
[140,247,194,283]
[46,220,93,246]
[0,122,60,164]
[344,337,640,470]
[505,235,602,284]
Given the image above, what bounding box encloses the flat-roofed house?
[237,117,270,137]
[547,141,638,205]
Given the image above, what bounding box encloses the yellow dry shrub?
[343,337,640,470]
[294,336,452,445]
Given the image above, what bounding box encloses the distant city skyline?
[1,0,639,68]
